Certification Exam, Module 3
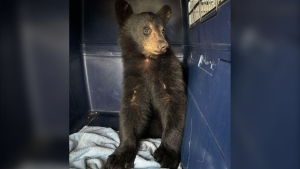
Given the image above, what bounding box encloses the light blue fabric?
[69,126,164,169]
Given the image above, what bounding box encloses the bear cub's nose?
[159,41,169,53]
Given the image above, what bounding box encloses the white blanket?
[69,126,169,169]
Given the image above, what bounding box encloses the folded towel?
[69,126,174,169]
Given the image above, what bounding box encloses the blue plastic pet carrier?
[70,0,231,168]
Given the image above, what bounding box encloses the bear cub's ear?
[156,5,172,25]
[115,0,133,26]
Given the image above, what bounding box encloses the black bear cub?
[104,0,186,169]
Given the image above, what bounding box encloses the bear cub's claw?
[104,151,136,169]
[153,145,181,169]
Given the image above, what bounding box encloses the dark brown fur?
[104,1,186,169]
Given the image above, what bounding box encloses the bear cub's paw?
[104,150,136,169]
[153,145,181,169]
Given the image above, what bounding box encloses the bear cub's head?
[115,0,172,59]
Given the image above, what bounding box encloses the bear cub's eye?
[143,27,151,35]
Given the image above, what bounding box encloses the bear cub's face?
[115,0,172,59]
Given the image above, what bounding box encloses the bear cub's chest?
[138,58,166,78]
